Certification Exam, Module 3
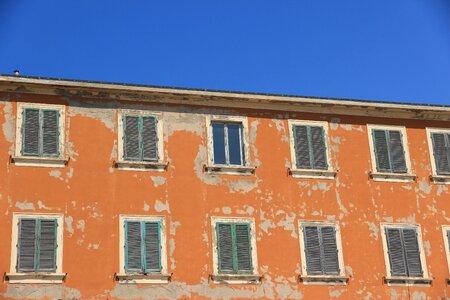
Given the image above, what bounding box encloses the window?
[205,116,254,175]
[13,103,67,167]
[117,215,169,283]
[367,125,415,182]
[380,224,430,285]
[288,120,335,179]
[442,226,450,282]
[211,217,261,284]
[6,213,65,283]
[116,111,166,171]
[426,128,450,183]
[298,221,347,284]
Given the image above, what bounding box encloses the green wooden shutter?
[123,116,141,161]
[303,226,323,275]
[373,129,391,172]
[388,130,407,173]
[41,110,59,157]
[142,117,158,161]
[17,219,37,272]
[144,221,161,273]
[385,228,408,276]
[217,223,234,273]
[125,221,143,273]
[402,228,423,277]
[22,109,40,156]
[320,226,340,275]
[310,126,328,170]
[235,223,252,273]
[294,125,312,169]
[431,132,450,175]
[38,219,57,272]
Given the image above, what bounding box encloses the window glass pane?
[227,123,243,165]
[212,123,226,164]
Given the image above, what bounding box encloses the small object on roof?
[14,70,19,76]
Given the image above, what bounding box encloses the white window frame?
[116,110,167,172]
[6,213,65,284]
[205,115,254,175]
[210,216,261,284]
[366,124,416,182]
[297,220,348,285]
[426,127,450,184]
[442,225,450,283]
[13,102,67,168]
[380,223,431,285]
[116,215,170,284]
[288,120,336,179]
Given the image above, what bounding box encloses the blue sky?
[1,1,449,105]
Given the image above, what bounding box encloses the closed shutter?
[385,228,408,276]
[17,219,37,272]
[320,226,340,275]
[217,223,234,273]
[41,110,59,156]
[388,130,407,173]
[142,117,158,161]
[22,109,40,156]
[144,222,161,273]
[431,133,450,175]
[123,116,141,161]
[402,229,423,277]
[303,226,323,275]
[310,126,328,170]
[294,125,312,169]
[125,221,142,273]
[235,223,252,273]
[373,130,391,172]
[38,219,57,272]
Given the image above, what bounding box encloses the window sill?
[384,276,432,286]
[115,273,171,284]
[210,273,262,284]
[115,160,168,172]
[204,165,255,175]
[11,156,69,168]
[370,172,416,182]
[6,272,67,284]
[430,175,450,184]
[289,168,337,179]
[299,275,349,285]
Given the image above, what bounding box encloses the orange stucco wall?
[0,90,449,299]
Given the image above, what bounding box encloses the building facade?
[0,75,449,299]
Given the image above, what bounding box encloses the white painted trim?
[426,128,450,184]
[287,120,335,179]
[210,216,260,284]
[379,223,430,286]
[366,124,414,182]
[118,215,168,284]
[205,115,251,170]
[442,225,450,277]
[1,76,449,121]
[14,103,66,167]
[297,220,346,284]
[8,213,64,284]
[117,110,165,171]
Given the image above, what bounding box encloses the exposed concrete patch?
[37,200,53,210]
[65,216,74,236]
[164,113,203,141]
[154,199,170,212]
[169,221,181,270]
[329,289,344,298]
[2,285,81,299]
[2,102,15,155]
[330,118,340,130]
[275,210,297,238]
[272,119,289,143]
[15,201,35,211]
[259,210,276,236]
[237,205,255,215]
[87,243,100,250]
[226,178,259,194]
[151,176,166,187]
[411,291,427,300]
[345,265,353,277]
[49,170,63,180]
[422,240,431,257]
[417,178,432,195]
[76,219,86,232]
[366,222,379,240]
[194,145,221,185]
[69,101,115,131]
[249,119,262,167]
[221,207,232,214]
[143,202,150,212]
